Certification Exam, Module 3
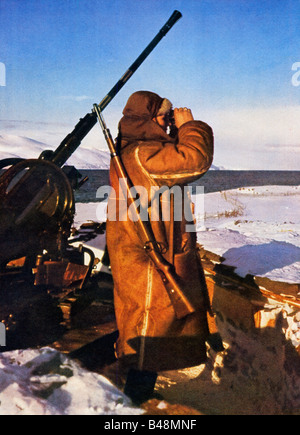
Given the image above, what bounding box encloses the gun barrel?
[49,10,182,167]
[50,113,97,167]
[98,10,182,112]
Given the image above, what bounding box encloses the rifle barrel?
[94,104,196,320]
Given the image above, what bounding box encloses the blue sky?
[0,0,300,169]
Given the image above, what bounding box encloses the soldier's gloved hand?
[174,107,194,129]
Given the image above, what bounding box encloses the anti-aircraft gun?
[0,11,182,294]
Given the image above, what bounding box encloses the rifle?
[94,106,197,320]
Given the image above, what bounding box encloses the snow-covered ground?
[196,185,300,283]
[0,347,142,415]
[74,185,300,284]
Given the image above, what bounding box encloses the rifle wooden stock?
[94,106,196,320]
[145,250,197,319]
[49,10,182,168]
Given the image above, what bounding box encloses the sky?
[0,0,300,170]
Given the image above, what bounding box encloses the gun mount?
[0,10,182,300]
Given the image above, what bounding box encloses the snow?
[195,185,300,283]
[0,134,226,171]
[0,134,110,169]
[0,347,142,415]
[72,186,300,285]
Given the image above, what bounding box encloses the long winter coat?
[106,91,214,372]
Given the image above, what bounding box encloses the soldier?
[106,91,214,403]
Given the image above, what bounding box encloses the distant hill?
[210,164,225,170]
[0,134,225,171]
[0,134,110,169]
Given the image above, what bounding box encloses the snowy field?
[74,185,300,284]
[196,185,300,283]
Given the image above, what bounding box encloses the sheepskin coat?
[106,91,214,371]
